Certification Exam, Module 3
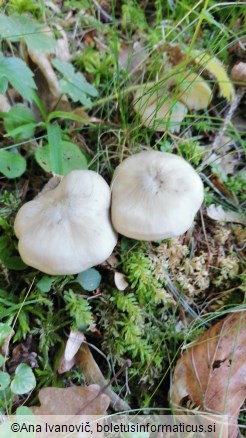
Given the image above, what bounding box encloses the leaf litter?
[0,1,245,427]
[171,311,246,438]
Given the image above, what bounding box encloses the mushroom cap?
[170,72,213,110]
[14,170,118,275]
[134,85,187,133]
[111,151,204,241]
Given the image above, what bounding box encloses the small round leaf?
[0,371,10,390]
[76,268,102,291]
[0,323,12,346]
[16,406,34,415]
[0,150,26,178]
[37,275,53,293]
[11,363,36,395]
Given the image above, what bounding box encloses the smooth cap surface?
[111,151,204,241]
[14,170,118,275]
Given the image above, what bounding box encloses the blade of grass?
[47,122,63,175]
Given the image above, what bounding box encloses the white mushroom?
[111,151,204,241]
[14,170,118,275]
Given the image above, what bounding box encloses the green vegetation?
[0,0,245,420]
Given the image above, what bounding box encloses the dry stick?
[76,344,131,412]
[212,89,245,151]
[199,88,245,196]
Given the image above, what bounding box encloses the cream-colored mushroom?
[168,72,213,110]
[133,73,212,132]
[111,151,204,241]
[14,170,118,275]
[134,84,187,133]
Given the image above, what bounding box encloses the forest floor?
[0,0,245,435]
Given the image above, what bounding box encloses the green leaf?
[0,14,20,42]
[2,255,27,270]
[203,11,229,35]
[0,76,8,94]
[16,406,35,438]
[48,110,89,123]
[35,140,88,175]
[0,234,27,270]
[47,123,63,174]
[76,268,102,291]
[52,59,98,107]
[11,363,36,395]
[0,52,37,102]
[18,312,30,338]
[4,122,37,139]
[0,14,56,52]
[0,324,12,346]
[16,406,33,415]
[37,276,53,293]
[3,104,36,141]
[0,371,10,390]
[0,354,5,367]
[0,235,10,259]
[0,150,26,178]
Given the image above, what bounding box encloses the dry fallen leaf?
[105,254,119,268]
[134,84,187,133]
[76,344,131,412]
[0,94,10,112]
[207,204,246,226]
[58,330,85,373]
[161,43,186,66]
[64,330,85,361]
[54,24,71,62]
[171,311,246,438]
[28,48,70,116]
[58,338,130,412]
[231,62,246,84]
[119,41,147,74]
[58,352,76,374]
[32,384,110,415]
[114,272,129,291]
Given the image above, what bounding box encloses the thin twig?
[212,89,245,152]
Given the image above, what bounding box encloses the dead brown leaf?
[32,384,110,415]
[207,204,246,226]
[0,94,10,112]
[119,41,147,74]
[231,62,246,84]
[58,337,130,412]
[65,343,130,412]
[58,330,85,373]
[161,43,186,66]
[54,24,71,62]
[114,272,129,290]
[28,48,70,117]
[105,254,119,268]
[171,311,246,438]
[64,330,86,361]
